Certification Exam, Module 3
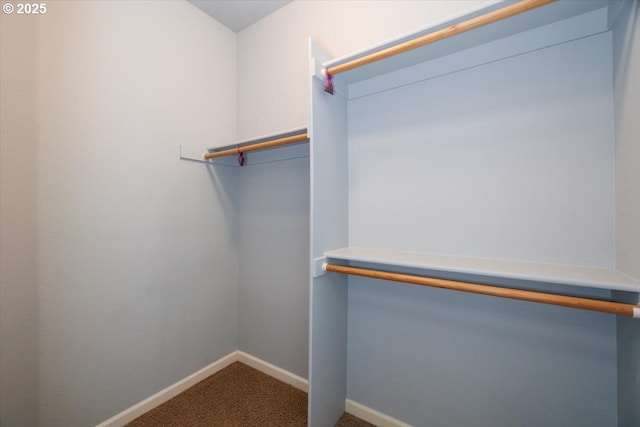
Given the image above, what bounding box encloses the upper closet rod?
[203,131,309,164]
[323,263,640,318]
[323,0,554,91]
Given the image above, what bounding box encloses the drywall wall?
[613,0,640,281]
[347,275,617,427]
[347,29,615,268]
[612,1,640,426]
[616,289,640,427]
[34,1,237,425]
[344,23,618,426]
[235,0,485,381]
[0,13,39,427]
[237,0,486,139]
[236,156,310,379]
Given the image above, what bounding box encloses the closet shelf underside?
[324,247,640,293]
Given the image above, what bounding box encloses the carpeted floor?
[127,362,375,427]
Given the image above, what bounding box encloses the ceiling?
[188,0,293,33]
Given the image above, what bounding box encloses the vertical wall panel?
[308,40,350,425]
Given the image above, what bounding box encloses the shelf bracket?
[313,257,328,278]
[237,147,245,166]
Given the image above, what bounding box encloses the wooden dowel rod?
[324,263,640,318]
[326,0,555,76]
[203,132,308,160]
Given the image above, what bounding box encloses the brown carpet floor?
[127,362,375,427]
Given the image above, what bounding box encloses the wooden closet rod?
[325,0,555,77]
[203,132,309,160]
[323,263,640,318]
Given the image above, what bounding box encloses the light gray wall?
[612,1,640,426]
[236,156,310,379]
[615,290,640,427]
[344,14,618,427]
[613,0,640,281]
[348,274,617,427]
[347,29,615,269]
[34,1,238,425]
[0,13,39,427]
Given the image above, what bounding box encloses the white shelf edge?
[182,126,310,166]
[206,126,308,153]
[312,257,328,278]
[324,247,640,294]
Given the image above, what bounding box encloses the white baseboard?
[95,351,238,427]
[95,351,308,427]
[95,351,405,427]
[346,399,413,427]
[237,351,308,392]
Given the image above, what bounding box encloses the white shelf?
[180,126,308,165]
[324,247,640,293]
[207,126,308,152]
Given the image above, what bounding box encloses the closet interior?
[182,127,311,383]
[307,0,639,426]
[182,0,638,426]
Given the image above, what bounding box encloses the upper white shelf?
[206,126,308,153]
[324,247,640,293]
[323,0,612,86]
[180,126,308,166]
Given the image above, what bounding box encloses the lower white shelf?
[324,247,640,294]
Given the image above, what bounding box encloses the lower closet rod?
[323,263,640,318]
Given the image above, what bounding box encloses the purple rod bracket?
[237,147,245,167]
[324,69,334,95]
